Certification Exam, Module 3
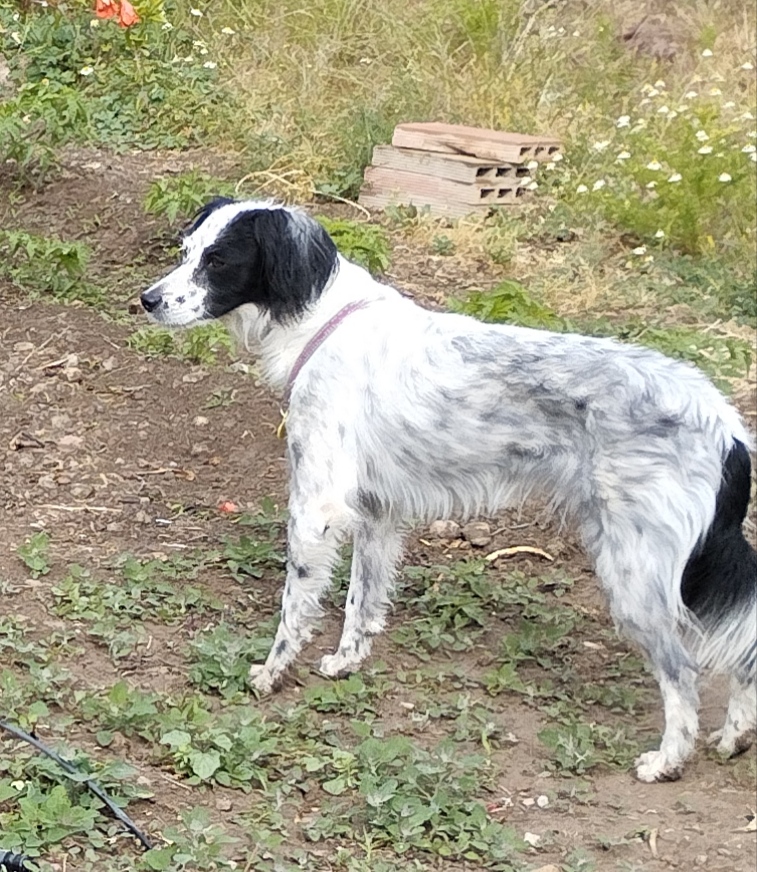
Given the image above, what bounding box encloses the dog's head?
[140,199,339,328]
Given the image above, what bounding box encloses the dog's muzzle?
[140,286,164,313]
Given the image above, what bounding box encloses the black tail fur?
[681,439,756,672]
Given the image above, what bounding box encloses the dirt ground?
[1,149,755,871]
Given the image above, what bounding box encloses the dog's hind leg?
[249,500,349,694]
[708,674,757,756]
[588,535,700,782]
[318,515,403,678]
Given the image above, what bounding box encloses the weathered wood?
[392,122,561,164]
[371,145,532,185]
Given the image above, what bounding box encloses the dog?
[141,197,757,782]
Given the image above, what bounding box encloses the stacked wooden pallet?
[359,122,561,219]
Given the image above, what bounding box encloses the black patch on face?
[198,207,338,323]
[274,639,288,657]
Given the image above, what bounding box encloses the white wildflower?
[592,141,611,152]
[616,115,631,128]
[221,26,236,35]
[743,144,757,153]
[190,7,203,16]
[723,101,736,108]
[616,150,631,161]
[702,48,713,57]
[646,160,662,171]
[741,62,754,71]
[751,153,757,162]
[657,105,670,115]
[683,90,698,100]
[695,130,709,141]
[698,145,713,154]
[79,66,94,76]
[10,31,21,44]
[545,161,556,170]
[203,61,217,69]
[161,21,173,30]
[709,87,722,96]
[718,172,732,182]
[527,160,539,170]
[632,246,647,255]
[576,184,588,194]
[654,79,666,89]
[740,111,756,121]
[654,229,665,238]
[592,179,606,191]
[526,181,538,191]
[552,152,564,161]
[668,173,682,182]
[646,181,657,189]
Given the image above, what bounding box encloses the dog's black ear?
[184,197,237,236]
[220,208,338,322]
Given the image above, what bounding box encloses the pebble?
[429,519,461,539]
[462,520,492,547]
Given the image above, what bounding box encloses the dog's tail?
[681,438,757,679]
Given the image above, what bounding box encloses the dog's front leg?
[318,516,403,678]
[249,503,346,694]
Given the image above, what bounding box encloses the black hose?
[0,851,31,872]
[0,720,153,851]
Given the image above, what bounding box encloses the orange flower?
[95,0,118,19]
[118,0,140,27]
[94,0,140,27]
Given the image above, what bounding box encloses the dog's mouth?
[140,282,209,328]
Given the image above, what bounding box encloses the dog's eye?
[206,252,225,269]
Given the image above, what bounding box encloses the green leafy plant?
[452,280,569,330]
[17,533,52,578]
[317,217,391,274]
[0,231,102,305]
[144,172,236,225]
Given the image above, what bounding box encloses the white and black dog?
[141,198,756,782]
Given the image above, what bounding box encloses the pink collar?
[283,300,370,406]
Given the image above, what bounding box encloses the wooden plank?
[371,145,533,185]
[392,122,561,164]
[358,166,531,217]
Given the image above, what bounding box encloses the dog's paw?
[248,664,276,695]
[707,727,754,757]
[634,750,682,783]
[317,652,361,679]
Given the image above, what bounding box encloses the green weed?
[187,621,276,699]
[538,721,641,775]
[17,532,52,578]
[128,323,234,365]
[317,217,391,274]
[144,172,236,225]
[0,231,102,305]
[306,734,525,864]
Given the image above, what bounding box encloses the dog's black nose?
[140,287,163,313]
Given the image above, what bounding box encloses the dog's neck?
[225,256,389,393]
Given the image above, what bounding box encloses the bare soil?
[1,149,755,871]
